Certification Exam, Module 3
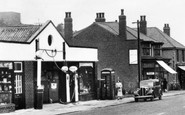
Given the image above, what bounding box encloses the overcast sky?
[0,0,185,45]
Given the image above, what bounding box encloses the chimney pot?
[95,12,105,22]
[121,9,124,15]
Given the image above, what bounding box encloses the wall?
[24,61,35,108]
[73,24,138,92]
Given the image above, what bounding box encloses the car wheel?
[135,98,138,102]
[150,97,154,101]
[159,95,162,100]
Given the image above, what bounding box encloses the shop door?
[42,71,59,103]
[14,73,24,110]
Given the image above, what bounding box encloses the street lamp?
[133,20,141,88]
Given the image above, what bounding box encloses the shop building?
[0,12,98,112]
[145,21,185,90]
[60,9,177,93]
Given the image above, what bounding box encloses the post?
[37,59,42,89]
[66,73,70,102]
[35,59,44,109]
[74,73,79,102]
[137,20,141,88]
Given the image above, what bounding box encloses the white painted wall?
[0,21,98,62]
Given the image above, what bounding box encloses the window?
[142,43,151,56]
[182,50,185,62]
[153,44,161,56]
[15,74,22,94]
[177,50,179,62]
[14,62,22,73]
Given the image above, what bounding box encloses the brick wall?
[73,24,139,92]
[24,61,35,109]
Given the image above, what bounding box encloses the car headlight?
[134,88,140,96]
[146,88,153,95]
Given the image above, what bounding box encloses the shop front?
[0,20,98,112]
[177,66,185,89]
[142,59,177,82]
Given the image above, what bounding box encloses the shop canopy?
[178,66,185,71]
[156,60,177,74]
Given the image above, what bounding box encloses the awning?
[178,66,185,71]
[156,60,177,74]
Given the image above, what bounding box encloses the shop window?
[15,74,22,94]
[14,62,22,73]
[78,67,94,95]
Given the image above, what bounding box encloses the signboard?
[129,49,137,64]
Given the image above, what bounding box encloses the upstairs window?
[177,50,179,62]
[153,44,161,56]
[182,50,185,62]
[142,43,151,56]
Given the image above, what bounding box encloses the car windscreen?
[140,80,154,88]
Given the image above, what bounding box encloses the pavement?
[2,90,185,115]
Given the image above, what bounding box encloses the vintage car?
[134,79,162,102]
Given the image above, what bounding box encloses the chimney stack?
[119,9,127,40]
[95,13,105,22]
[0,12,21,26]
[163,24,170,36]
[64,12,73,40]
[140,15,147,35]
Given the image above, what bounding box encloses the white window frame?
[14,62,23,73]
[15,74,22,94]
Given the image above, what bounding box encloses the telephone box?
[100,68,116,100]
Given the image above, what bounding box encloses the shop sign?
[51,83,57,89]
[79,63,93,67]
[146,72,155,75]
[129,49,137,64]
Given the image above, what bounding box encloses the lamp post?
[133,20,141,88]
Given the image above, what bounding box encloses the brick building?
[62,9,176,93]
[144,19,185,90]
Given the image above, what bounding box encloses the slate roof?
[0,24,41,43]
[74,22,161,43]
[147,27,185,49]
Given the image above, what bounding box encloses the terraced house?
[61,9,177,94]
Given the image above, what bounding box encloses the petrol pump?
[61,66,79,103]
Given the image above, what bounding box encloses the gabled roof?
[74,22,161,43]
[0,20,53,44]
[147,27,185,49]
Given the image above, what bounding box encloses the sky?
[0,0,185,45]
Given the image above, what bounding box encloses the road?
[61,94,185,115]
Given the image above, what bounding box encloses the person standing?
[115,80,123,100]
